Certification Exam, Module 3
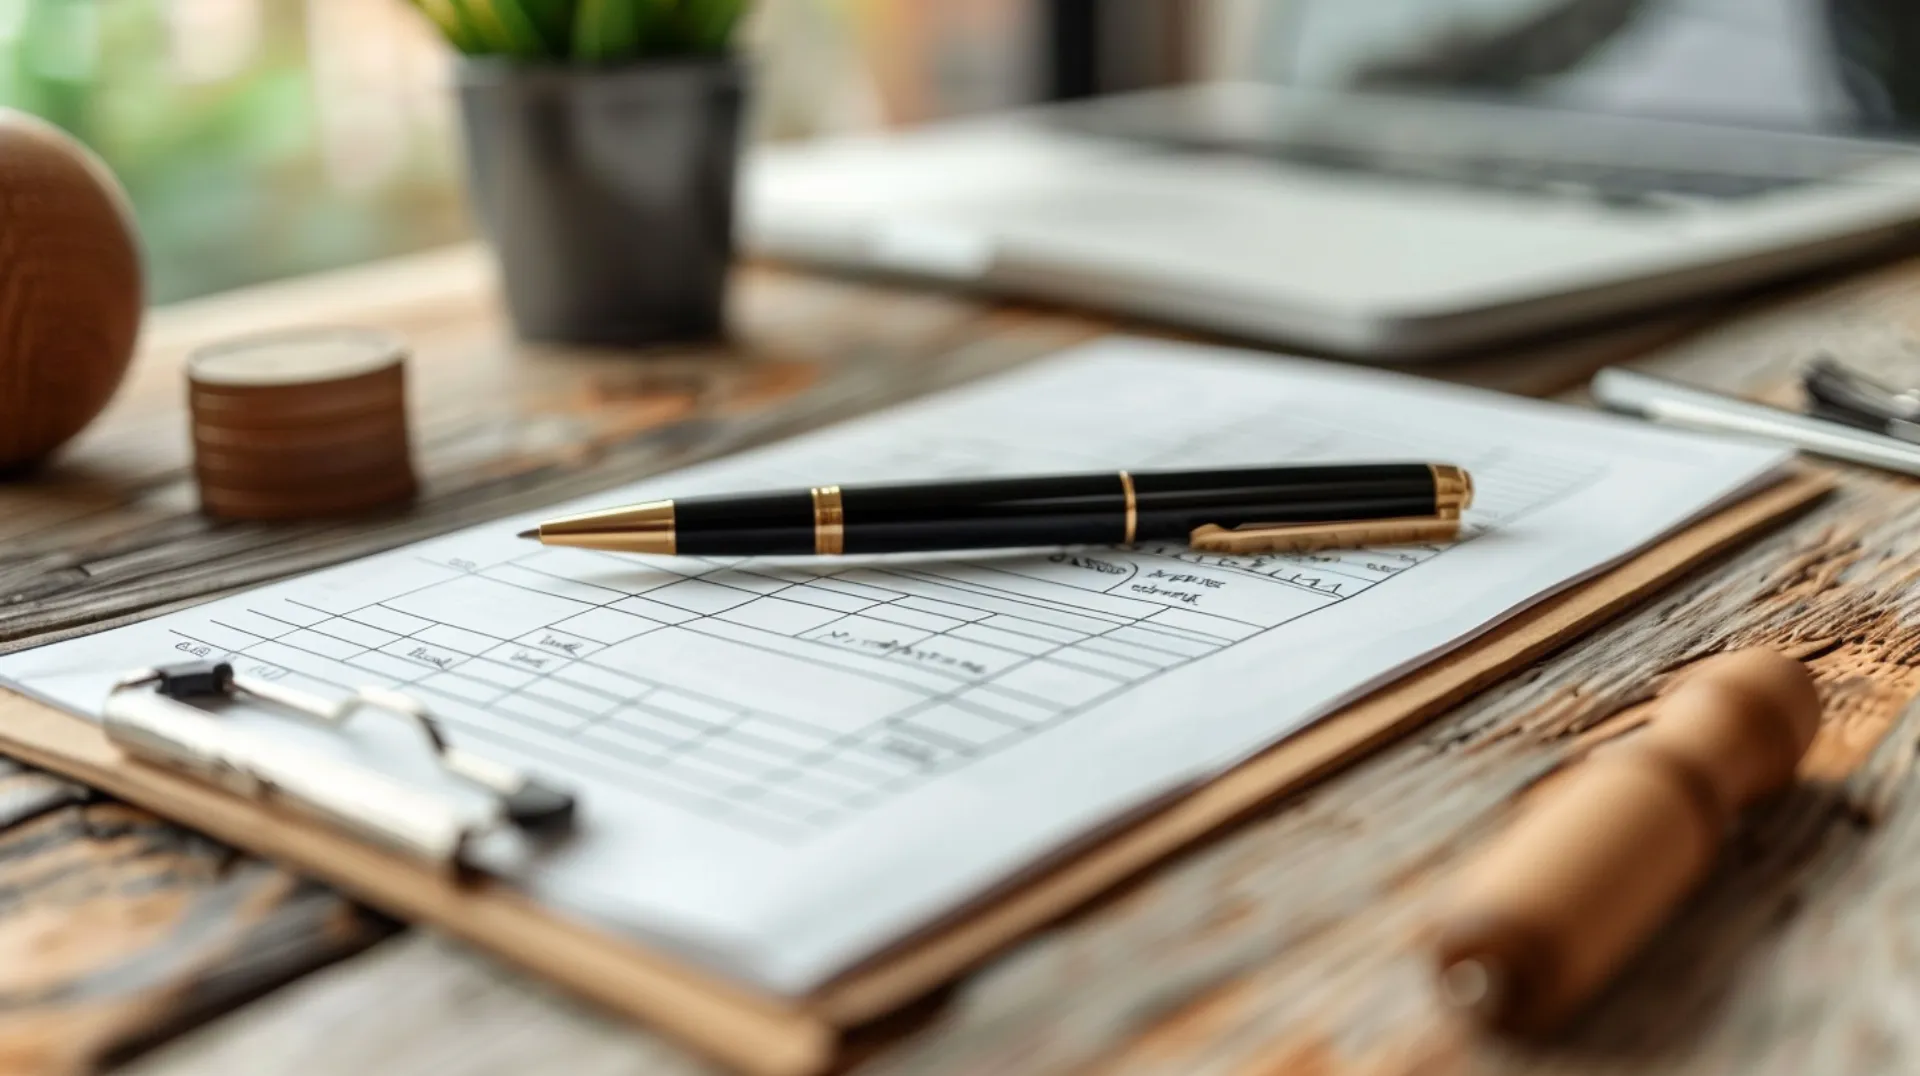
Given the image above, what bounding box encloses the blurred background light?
[7,0,1917,305]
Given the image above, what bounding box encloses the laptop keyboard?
[1047,113,1883,210]
[1216,139,1830,207]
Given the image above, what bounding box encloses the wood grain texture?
[119,935,724,1076]
[2,245,1916,1075]
[0,250,1098,651]
[0,111,142,470]
[0,760,392,1076]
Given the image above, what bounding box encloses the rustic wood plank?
[0,767,393,1076]
[0,245,1709,654]
[5,244,1914,1075]
[2,248,1104,650]
[119,935,721,1076]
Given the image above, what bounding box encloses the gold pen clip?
[1189,514,1460,554]
[1187,464,1474,555]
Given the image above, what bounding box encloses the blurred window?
[0,0,470,303]
[1223,0,1920,135]
[0,0,1056,303]
[0,1,1239,302]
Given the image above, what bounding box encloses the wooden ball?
[0,109,142,471]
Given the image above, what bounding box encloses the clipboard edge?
[0,695,837,1076]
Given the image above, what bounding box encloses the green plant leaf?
[460,0,554,58]
[515,0,578,55]
[413,0,746,58]
[573,0,672,63]
[409,0,488,53]
[674,0,747,53]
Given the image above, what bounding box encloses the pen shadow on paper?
[587,546,1157,593]
[1508,718,1920,1067]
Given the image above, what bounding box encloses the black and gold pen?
[516,463,1473,557]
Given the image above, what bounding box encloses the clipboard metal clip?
[104,661,575,876]
[1187,464,1472,554]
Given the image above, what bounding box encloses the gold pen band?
[1431,463,1474,518]
[1118,470,1138,545]
[812,485,845,555]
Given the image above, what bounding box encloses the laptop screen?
[1272,0,1919,133]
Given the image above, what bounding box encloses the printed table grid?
[160,411,1605,843]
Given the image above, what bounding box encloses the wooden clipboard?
[0,469,1832,1076]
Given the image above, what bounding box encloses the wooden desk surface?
[6,247,1920,1076]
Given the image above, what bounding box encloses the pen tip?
[516,529,540,541]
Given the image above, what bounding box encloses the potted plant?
[409,0,749,346]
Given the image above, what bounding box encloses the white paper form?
[0,338,1792,994]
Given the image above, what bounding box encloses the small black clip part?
[154,661,235,700]
[502,781,577,829]
[1806,356,1920,423]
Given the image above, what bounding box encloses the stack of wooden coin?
[188,327,417,520]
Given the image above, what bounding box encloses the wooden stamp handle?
[1431,648,1819,1033]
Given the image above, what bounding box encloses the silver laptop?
[742,1,1920,360]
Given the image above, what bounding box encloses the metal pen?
[1591,366,1920,478]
